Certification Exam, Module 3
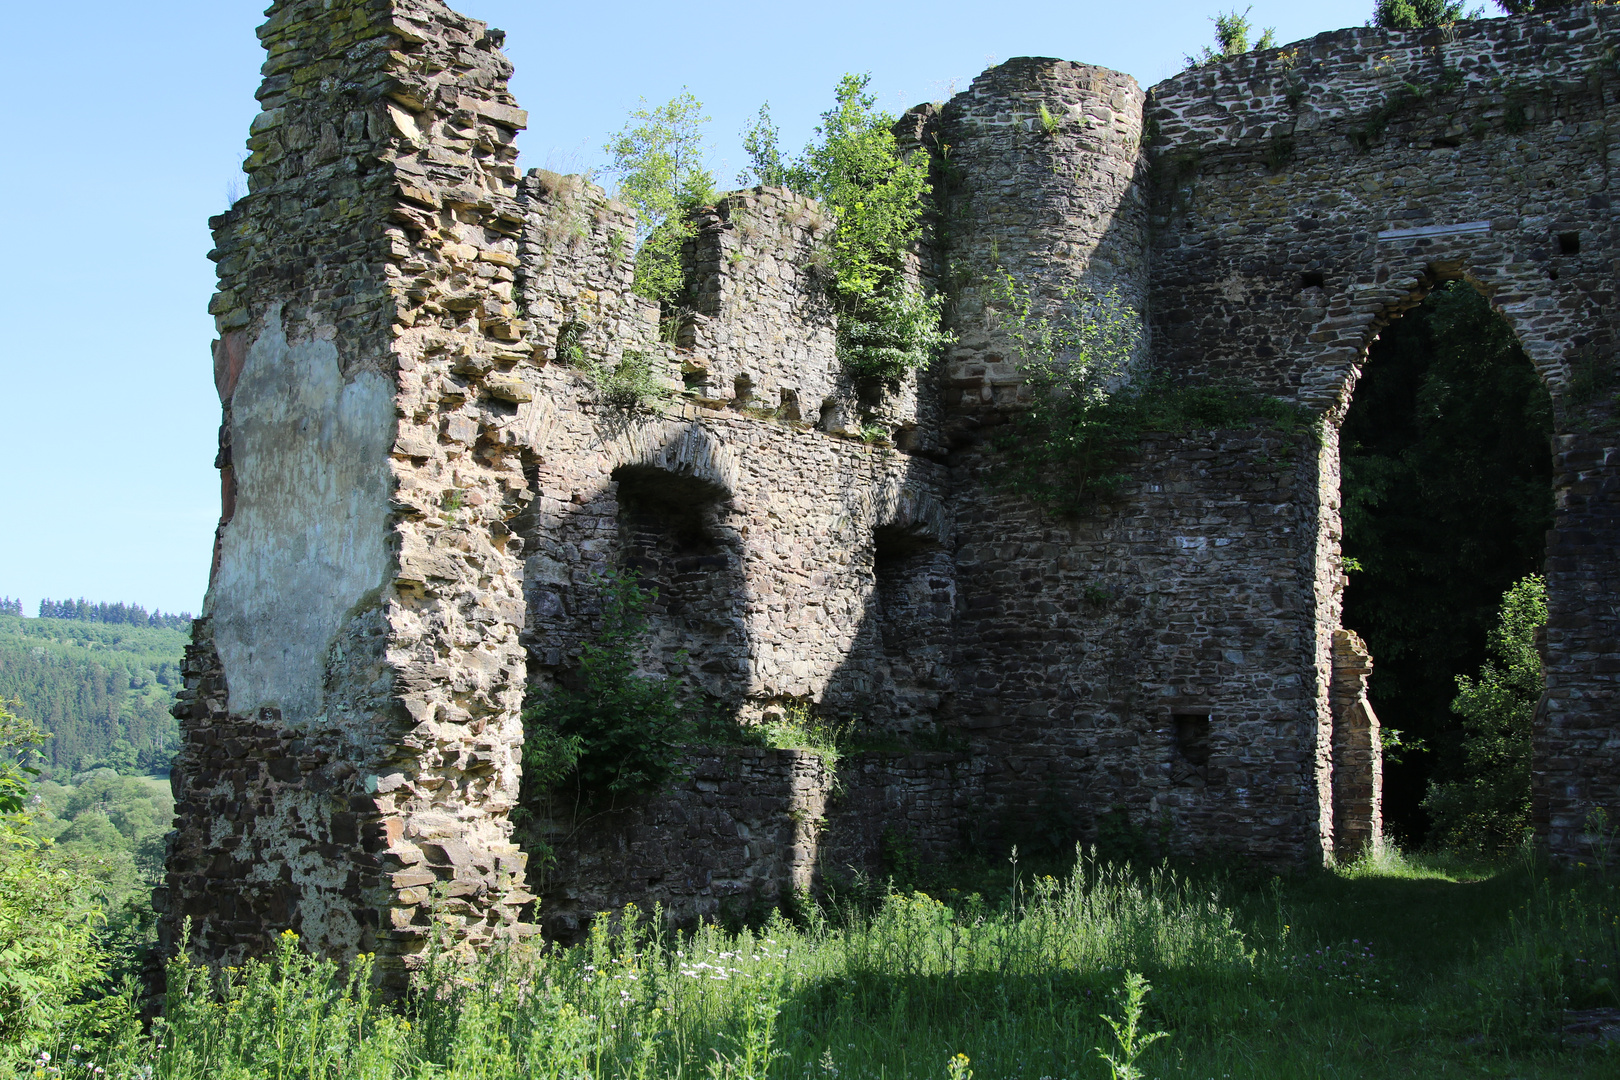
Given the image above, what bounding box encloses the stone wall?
[1330,629,1382,858]
[533,747,981,939]
[169,0,1620,979]
[1144,7,1620,860]
[168,0,546,978]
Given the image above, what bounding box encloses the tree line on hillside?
[0,648,180,777]
[32,598,193,631]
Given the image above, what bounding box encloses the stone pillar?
[163,0,540,983]
[1331,629,1383,859]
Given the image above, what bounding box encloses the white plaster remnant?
[211,304,393,726]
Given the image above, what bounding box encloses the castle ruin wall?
[164,0,1620,976]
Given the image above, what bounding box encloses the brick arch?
[1317,252,1576,428]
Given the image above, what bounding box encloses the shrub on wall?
[521,571,692,806]
[988,270,1308,516]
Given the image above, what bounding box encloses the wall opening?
[612,464,742,697]
[1339,279,1553,843]
[1170,711,1212,788]
[869,524,954,733]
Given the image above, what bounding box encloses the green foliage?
[604,91,717,306]
[751,700,847,768]
[0,702,118,1065]
[522,570,692,803]
[989,270,1306,516]
[1423,576,1546,855]
[1372,0,1474,28]
[1340,281,1553,837]
[1184,7,1277,69]
[587,349,671,412]
[0,700,42,825]
[737,103,787,187]
[22,843,1620,1075]
[0,612,187,777]
[833,285,950,383]
[1094,972,1170,1080]
[781,74,949,382]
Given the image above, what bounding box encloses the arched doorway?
[1339,279,1554,846]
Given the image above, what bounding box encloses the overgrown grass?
[17,848,1620,1078]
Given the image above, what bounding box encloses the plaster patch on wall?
[211,304,393,727]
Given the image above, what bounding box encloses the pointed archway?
[1338,279,1554,845]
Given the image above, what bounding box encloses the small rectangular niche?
[1301,271,1326,290]
[1170,710,1213,788]
[1558,231,1581,255]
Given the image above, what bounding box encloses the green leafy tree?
[738,103,787,188]
[1423,576,1546,854]
[0,701,112,1062]
[1185,8,1277,69]
[522,571,692,802]
[782,74,950,381]
[604,91,717,306]
[1372,0,1473,27]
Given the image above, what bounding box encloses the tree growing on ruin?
[604,91,717,307]
[1184,8,1277,68]
[1372,0,1473,26]
[743,75,951,382]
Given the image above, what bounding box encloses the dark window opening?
[778,387,801,421]
[1171,712,1212,787]
[612,464,739,694]
[613,465,725,561]
[1301,271,1326,290]
[683,369,709,393]
[1558,231,1581,256]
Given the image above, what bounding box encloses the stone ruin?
[159,0,1620,979]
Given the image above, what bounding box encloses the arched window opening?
[611,464,740,695]
[1340,280,1553,845]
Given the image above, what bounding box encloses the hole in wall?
[733,374,755,406]
[554,320,587,365]
[778,387,800,421]
[1558,231,1581,255]
[611,463,742,694]
[1170,712,1212,787]
[870,524,952,733]
[1301,271,1326,290]
[1339,279,1552,844]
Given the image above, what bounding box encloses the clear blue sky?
[0,0,1394,616]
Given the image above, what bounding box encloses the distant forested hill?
[0,612,189,776]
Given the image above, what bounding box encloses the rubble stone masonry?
[165,0,1620,977]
